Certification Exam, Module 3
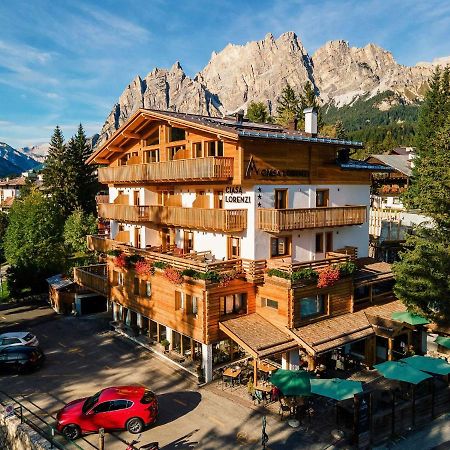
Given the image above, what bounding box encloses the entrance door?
[274,189,288,209]
[184,230,194,253]
[134,227,141,248]
[316,189,329,207]
[133,190,140,206]
[214,190,224,209]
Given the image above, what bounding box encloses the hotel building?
[77,108,417,382]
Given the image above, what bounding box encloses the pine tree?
[276,83,301,126]
[334,120,347,140]
[42,126,68,213]
[247,101,270,123]
[393,68,450,321]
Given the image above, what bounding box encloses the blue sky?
[1,0,449,148]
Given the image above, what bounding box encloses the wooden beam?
[95,158,111,164]
[122,131,141,139]
[108,146,123,152]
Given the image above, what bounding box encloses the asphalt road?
[0,301,333,450]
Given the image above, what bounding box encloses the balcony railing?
[98,157,234,184]
[257,206,367,232]
[98,204,247,232]
[73,264,108,296]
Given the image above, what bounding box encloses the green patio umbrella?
[403,355,450,376]
[269,369,311,396]
[310,378,363,401]
[391,311,429,326]
[435,336,450,350]
[374,360,432,384]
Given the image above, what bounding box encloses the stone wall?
[0,408,52,450]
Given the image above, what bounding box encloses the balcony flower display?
[317,266,341,288]
[135,260,154,276]
[218,270,239,287]
[114,252,129,269]
[163,267,184,285]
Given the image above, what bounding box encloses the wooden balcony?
[98,203,247,232]
[73,264,108,296]
[98,157,234,184]
[257,206,367,232]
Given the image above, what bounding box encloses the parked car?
[0,332,39,350]
[56,386,158,440]
[0,346,45,373]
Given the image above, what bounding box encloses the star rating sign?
[257,187,262,193]
[257,202,262,207]
[258,194,262,199]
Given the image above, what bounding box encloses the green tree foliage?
[334,120,347,139]
[64,208,98,254]
[43,125,98,218]
[276,83,302,126]
[393,67,450,321]
[0,212,8,263]
[246,101,270,123]
[4,190,66,295]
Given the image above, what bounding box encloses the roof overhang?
[87,109,240,165]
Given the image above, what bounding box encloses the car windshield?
[24,333,34,342]
[82,390,102,414]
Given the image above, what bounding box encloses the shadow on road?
[154,391,202,427]
[161,429,199,449]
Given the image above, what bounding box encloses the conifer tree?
[334,120,347,140]
[247,101,270,123]
[276,83,301,126]
[393,67,450,321]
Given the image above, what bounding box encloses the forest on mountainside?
[323,91,420,158]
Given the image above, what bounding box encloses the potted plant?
[196,363,205,384]
[158,339,170,353]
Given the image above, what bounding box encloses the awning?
[435,336,450,349]
[403,355,450,376]
[391,311,429,326]
[310,378,363,401]
[270,369,312,396]
[46,274,75,291]
[374,361,432,384]
[218,314,297,359]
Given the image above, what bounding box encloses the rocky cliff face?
[98,32,442,145]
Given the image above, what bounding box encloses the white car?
[0,332,39,351]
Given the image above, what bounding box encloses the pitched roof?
[366,155,412,177]
[46,274,75,291]
[0,176,26,187]
[87,108,363,164]
[219,313,297,358]
[290,300,405,355]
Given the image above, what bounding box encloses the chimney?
[287,117,298,131]
[235,109,245,124]
[304,107,318,136]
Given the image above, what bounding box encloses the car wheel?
[126,417,144,434]
[62,424,81,441]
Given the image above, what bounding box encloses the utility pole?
[99,428,105,450]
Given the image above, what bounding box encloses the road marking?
[173,399,187,407]
[58,342,67,348]
[68,347,81,353]
[1,316,6,320]
[208,415,224,427]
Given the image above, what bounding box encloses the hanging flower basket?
[114,253,129,269]
[218,270,238,287]
[317,266,340,288]
[135,260,154,276]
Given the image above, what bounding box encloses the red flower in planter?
[163,267,184,285]
[135,260,153,276]
[317,266,340,288]
[114,253,128,269]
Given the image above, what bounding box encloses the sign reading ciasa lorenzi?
[225,186,251,204]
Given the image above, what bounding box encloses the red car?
[56,386,158,440]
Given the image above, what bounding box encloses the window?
[145,129,159,146]
[325,231,333,253]
[315,233,324,253]
[261,298,279,309]
[393,197,401,204]
[271,236,290,257]
[192,296,198,315]
[274,189,288,209]
[109,400,132,411]
[169,127,186,142]
[206,141,224,157]
[192,142,203,158]
[146,282,152,297]
[118,272,124,286]
[316,189,329,207]
[220,293,247,316]
[214,191,223,209]
[92,401,111,414]
[144,149,159,163]
[300,295,325,318]
[184,231,194,253]
[134,278,140,296]
[228,236,240,259]
[1,338,20,346]
[175,291,191,311]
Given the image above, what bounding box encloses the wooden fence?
[73,264,108,296]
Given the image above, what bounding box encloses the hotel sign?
[366,314,404,338]
[245,155,310,179]
[224,186,251,204]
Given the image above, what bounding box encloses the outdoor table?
[254,384,272,403]
[222,367,242,388]
[253,360,277,381]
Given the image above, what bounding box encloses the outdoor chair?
[279,399,291,421]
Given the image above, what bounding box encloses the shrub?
[291,268,319,283]
[128,254,144,265]
[107,249,121,257]
[153,261,168,270]
[160,339,170,348]
[317,266,341,288]
[338,261,357,277]
[200,271,221,283]
[266,268,290,280]
[218,270,238,287]
[181,268,197,278]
